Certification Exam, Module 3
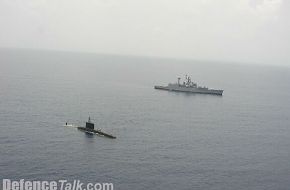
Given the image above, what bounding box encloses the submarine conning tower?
[86,116,94,130]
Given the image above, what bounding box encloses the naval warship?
[154,75,223,95]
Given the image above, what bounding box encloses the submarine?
[76,117,116,139]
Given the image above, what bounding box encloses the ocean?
[1,49,290,190]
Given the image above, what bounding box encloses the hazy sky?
[0,0,289,65]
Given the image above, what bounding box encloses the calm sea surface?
[1,49,290,190]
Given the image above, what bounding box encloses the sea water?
[0,49,290,190]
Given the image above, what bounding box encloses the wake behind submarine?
[66,117,116,139]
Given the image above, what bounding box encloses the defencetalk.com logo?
[2,179,114,190]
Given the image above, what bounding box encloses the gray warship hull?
[154,85,223,95]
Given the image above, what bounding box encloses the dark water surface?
[1,49,290,190]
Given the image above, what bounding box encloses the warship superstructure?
[154,75,223,95]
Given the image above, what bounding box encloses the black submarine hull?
[77,127,116,139]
